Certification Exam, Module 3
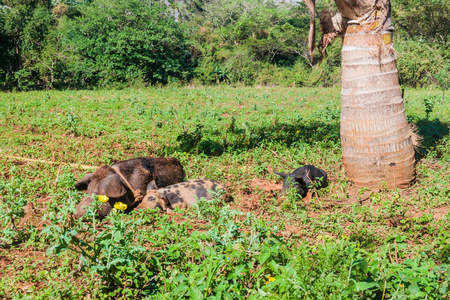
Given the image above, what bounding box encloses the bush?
[61,0,192,87]
[396,39,447,87]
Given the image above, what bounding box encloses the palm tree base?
[340,24,416,189]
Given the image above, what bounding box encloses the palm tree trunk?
[340,23,416,188]
[304,0,416,189]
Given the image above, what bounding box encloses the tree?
[61,0,192,86]
[0,0,61,90]
[306,0,416,189]
[189,0,313,85]
[392,0,450,45]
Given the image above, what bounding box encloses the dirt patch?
[410,205,449,221]
[229,178,282,214]
[22,196,52,230]
[431,206,450,220]
[0,255,11,271]
[249,178,281,193]
[236,193,262,212]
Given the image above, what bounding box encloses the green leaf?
[355,281,379,291]
[408,283,421,295]
[352,258,368,272]
[234,264,246,277]
[260,252,270,264]
[46,244,62,256]
[258,289,268,296]
[189,286,203,299]
[173,284,189,295]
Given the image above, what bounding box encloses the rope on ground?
[0,154,99,170]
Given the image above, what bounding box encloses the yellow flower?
[98,195,109,203]
[112,208,118,213]
[296,130,299,134]
[114,202,127,211]
[265,276,275,284]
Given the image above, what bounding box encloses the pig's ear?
[274,171,288,179]
[74,173,93,191]
[98,174,127,198]
[296,177,308,187]
[157,190,170,205]
[146,180,158,192]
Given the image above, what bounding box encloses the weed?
[0,176,31,246]
[62,111,80,136]
[423,96,437,119]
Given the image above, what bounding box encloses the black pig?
[275,165,327,198]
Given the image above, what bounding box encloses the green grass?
[0,86,449,299]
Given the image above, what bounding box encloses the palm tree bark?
[339,0,416,188]
[307,0,416,188]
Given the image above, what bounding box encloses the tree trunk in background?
[337,0,416,188]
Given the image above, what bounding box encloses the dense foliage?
[0,0,448,90]
[62,0,192,87]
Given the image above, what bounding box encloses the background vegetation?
[0,87,449,298]
[0,0,448,90]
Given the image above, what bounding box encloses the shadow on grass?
[414,118,450,159]
[168,116,449,159]
[169,120,341,156]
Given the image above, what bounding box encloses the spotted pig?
[136,179,232,212]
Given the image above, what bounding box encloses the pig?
[274,165,327,198]
[136,179,232,212]
[74,157,185,218]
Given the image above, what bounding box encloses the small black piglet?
[275,165,327,198]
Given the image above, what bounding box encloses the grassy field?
[0,86,449,299]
